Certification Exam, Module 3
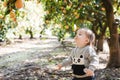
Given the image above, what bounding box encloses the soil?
[0,37,120,80]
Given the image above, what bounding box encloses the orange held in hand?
[15,0,23,9]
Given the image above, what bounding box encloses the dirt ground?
[0,37,120,80]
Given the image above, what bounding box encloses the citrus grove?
[0,0,120,68]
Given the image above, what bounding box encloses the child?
[56,28,99,80]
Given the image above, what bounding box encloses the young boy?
[56,28,99,80]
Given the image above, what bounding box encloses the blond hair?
[79,28,95,46]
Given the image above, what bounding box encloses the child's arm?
[55,49,74,70]
[84,68,94,76]
[89,47,99,70]
[88,50,99,72]
[56,64,62,70]
[56,57,72,70]
[84,47,99,76]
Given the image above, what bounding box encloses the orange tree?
[41,0,120,68]
[1,0,45,40]
[41,0,108,45]
[41,0,96,41]
[0,0,23,41]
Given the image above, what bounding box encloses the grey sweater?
[61,45,99,71]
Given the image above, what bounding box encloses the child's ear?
[85,39,89,43]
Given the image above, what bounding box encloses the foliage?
[0,0,19,41]
[0,0,45,40]
[0,0,120,42]
[41,0,108,41]
[40,0,120,43]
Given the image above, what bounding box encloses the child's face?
[74,29,89,47]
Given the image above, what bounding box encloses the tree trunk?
[118,34,120,46]
[92,20,107,52]
[97,36,104,52]
[29,30,33,39]
[102,0,120,68]
[19,34,22,39]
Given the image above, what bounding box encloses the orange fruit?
[15,0,23,9]
[13,17,17,22]
[75,14,79,19]
[65,25,69,29]
[45,20,49,24]
[74,12,77,15]
[0,15,4,19]
[3,1,7,7]
[101,7,105,11]
[10,10,15,18]
[63,9,66,14]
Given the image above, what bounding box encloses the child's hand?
[54,64,62,70]
[84,68,94,76]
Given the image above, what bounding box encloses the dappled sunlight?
[0,38,59,56]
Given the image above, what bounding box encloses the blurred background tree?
[0,0,45,41]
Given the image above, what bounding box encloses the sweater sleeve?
[87,47,99,71]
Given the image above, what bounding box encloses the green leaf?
[5,9,10,15]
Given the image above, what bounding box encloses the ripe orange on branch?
[101,7,105,11]
[15,0,23,9]
[63,9,66,14]
[3,1,7,7]
[0,15,4,19]
[10,10,15,18]
[12,17,17,22]
[65,25,69,29]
